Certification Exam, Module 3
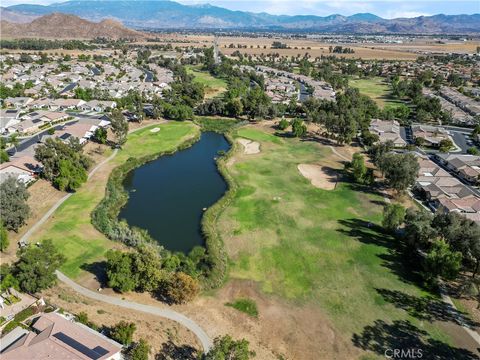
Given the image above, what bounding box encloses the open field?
[207,124,474,358]
[349,76,404,109]
[32,121,199,278]
[137,34,479,60]
[186,65,227,98]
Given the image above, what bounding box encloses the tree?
[204,335,254,360]
[105,250,138,293]
[291,119,307,137]
[348,153,367,183]
[404,209,437,250]
[0,223,9,252]
[34,137,91,190]
[381,153,419,193]
[54,159,88,191]
[110,109,129,145]
[163,272,199,304]
[277,118,289,130]
[132,245,164,292]
[382,204,406,233]
[110,321,136,345]
[127,339,150,360]
[467,147,479,155]
[424,239,462,283]
[93,127,108,144]
[439,139,453,152]
[0,177,30,232]
[15,239,66,293]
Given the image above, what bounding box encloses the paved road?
[55,271,212,352]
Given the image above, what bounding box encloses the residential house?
[80,100,117,112]
[411,125,450,147]
[0,155,41,184]
[0,312,122,360]
[4,97,33,109]
[49,98,86,111]
[368,119,406,147]
[434,153,480,184]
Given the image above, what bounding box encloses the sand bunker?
[150,127,160,133]
[298,164,338,190]
[238,138,260,155]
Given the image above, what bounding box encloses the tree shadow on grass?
[352,319,478,360]
[80,261,108,287]
[155,340,199,360]
[376,288,480,328]
[337,218,426,289]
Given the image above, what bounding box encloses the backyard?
[32,122,199,278]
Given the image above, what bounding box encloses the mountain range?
[3,0,480,34]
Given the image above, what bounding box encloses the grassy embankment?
[218,126,450,344]
[34,122,199,278]
[186,65,227,99]
[349,76,404,110]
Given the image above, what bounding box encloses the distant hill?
[0,13,145,39]
[5,0,480,34]
[0,7,39,23]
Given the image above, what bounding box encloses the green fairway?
[186,65,227,98]
[219,126,450,343]
[349,76,404,109]
[35,122,199,278]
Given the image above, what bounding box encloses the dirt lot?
[41,283,202,357]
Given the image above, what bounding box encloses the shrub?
[225,298,258,317]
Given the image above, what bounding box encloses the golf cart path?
[56,271,212,352]
[18,122,162,246]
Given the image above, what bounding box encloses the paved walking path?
[19,120,212,351]
[18,121,163,246]
[56,271,212,352]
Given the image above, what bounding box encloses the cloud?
[385,10,431,18]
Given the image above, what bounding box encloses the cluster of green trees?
[34,137,92,191]
[0,39,95,50]
[0,239,65,293]
[344,153,375,185]
[303,88,379,144]
[369,141,419,193]
[391,76,450,124]
[105,244,208,304]
[383,205,480,285]
[329,46,355,54]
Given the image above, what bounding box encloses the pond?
[118,131,230,253]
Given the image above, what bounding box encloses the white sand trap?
[237,138,260,155]
[298,164,338,190]
[150,127,160,133]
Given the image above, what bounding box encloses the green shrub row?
[200,132,238,289]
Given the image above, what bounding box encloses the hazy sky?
[2,0,479,19]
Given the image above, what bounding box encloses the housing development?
[0,1,480,359]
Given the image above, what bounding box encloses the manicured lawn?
[349,76,404,109]
[186,65,227,98]
[219,127,450,343]
[35,122,199,278]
